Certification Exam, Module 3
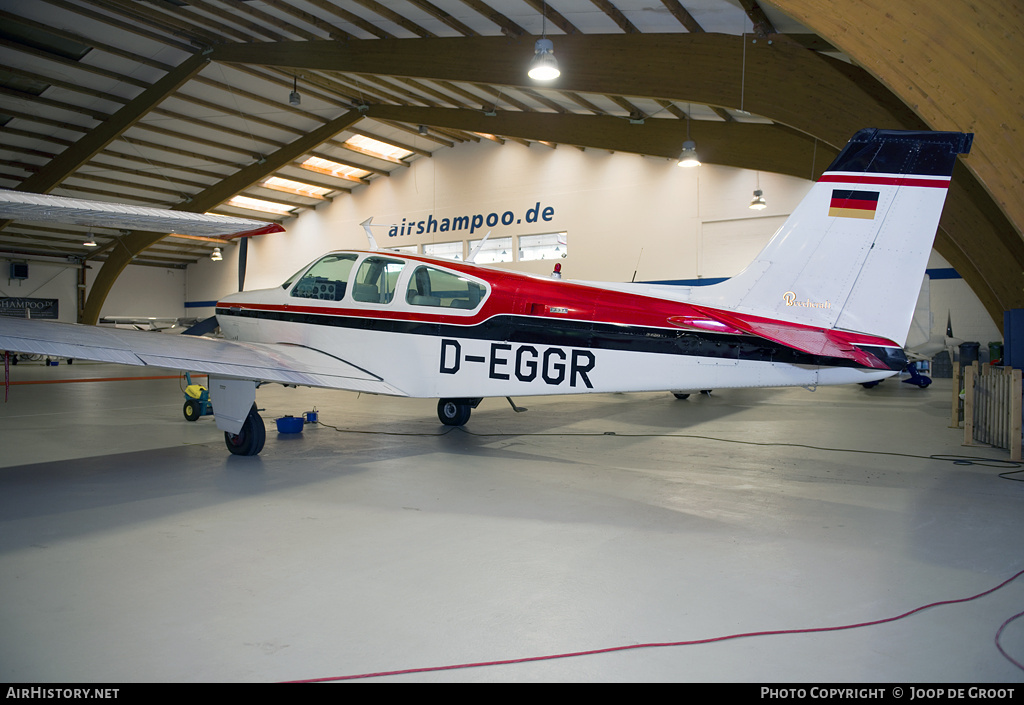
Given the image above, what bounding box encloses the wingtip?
[224,223,286,240]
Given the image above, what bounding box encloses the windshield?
[289,253,359,301]
[281,263,311,290]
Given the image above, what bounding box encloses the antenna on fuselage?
[360,217,380,250]
[466,230,491,263]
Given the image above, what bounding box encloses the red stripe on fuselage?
[219,261,899,357]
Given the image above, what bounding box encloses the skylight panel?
[344,134,413,161]
[227,196,295,216]
[262,177,332,198]
[300,156,370,180]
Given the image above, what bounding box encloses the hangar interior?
[1,0,1023,683]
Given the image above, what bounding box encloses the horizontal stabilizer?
[182,316,220,337]
[685,305,897,370]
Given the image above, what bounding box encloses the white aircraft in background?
[0,128,973,455]
[98,316,201,332]
[905,274,965,368]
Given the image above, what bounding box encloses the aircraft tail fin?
[688,129,972,348]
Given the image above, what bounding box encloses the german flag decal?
[829,189,879,219]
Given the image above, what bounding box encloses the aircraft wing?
[0,190,283,238]
[0,317,405,396]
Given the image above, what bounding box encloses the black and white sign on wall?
[0,298,59,320]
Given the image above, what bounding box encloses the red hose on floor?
[286,567,1024,682]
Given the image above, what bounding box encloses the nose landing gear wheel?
[438,399,472,426]
[225,405,266,456]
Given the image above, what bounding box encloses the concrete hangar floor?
[1,360,1023,683]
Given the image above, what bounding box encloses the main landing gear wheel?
[183,399,201,422]
[672,390,712,399]
[438,399,472,426]
[225,404,266,456]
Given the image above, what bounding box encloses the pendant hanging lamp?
[528,2,560,81]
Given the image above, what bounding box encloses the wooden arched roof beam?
[774,0,1024,326]
[367,105,828,174]
[774,1,1024,241]
[80,110,365,325]
[6,54,208,200]
[213,33,1022,326]
[212,34,920,145]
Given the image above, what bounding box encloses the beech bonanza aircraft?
[0,128,973,456]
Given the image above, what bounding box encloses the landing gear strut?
[224,404,266,456]
[902,362,932,388]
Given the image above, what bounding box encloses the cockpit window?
[352,256,406,304]
[289,253,358,301]
[405,265,486,311]
[281,265,306,290]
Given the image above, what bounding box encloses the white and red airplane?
[0,128,973,456]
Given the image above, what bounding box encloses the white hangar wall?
[0,257,185,324]
[185,138,998,346]
[189,139,810,294]
[925,252,1002,349]
[93,266,187,321]
[0,258,78,323]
